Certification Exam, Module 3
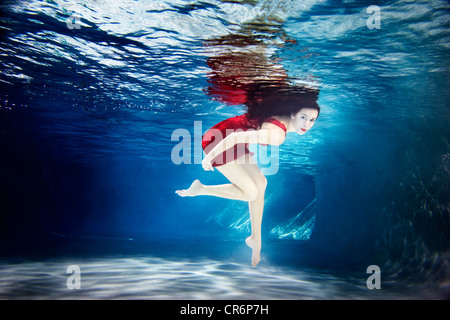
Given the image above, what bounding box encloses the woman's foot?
[245,236,261,268]
[175,179,203,197]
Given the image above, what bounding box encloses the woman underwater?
[176,84,320,267]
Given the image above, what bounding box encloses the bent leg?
[175,153,267,267]
[176,158,259,202]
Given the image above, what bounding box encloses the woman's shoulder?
[261,116,288,133]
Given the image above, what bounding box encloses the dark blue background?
[0,0,449,297]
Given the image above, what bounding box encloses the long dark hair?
[244,82,320,129]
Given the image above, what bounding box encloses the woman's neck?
[272,115,293,132]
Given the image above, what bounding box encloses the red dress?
[201,114,287,167]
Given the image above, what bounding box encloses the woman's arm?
[202,127,286,170]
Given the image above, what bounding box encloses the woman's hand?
[202,156,214,171]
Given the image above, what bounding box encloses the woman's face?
[291,108,319,135]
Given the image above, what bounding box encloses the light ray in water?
[0,256,443,299]
[271,198,317,240]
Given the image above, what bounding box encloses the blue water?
[0,0,449,299]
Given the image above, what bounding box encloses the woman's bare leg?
[241,157,267,267]
[175,161,259,202]
[175,154,266,267]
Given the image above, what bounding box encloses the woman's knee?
[258,175,267,191]
[242,182,259,202]
[252,174,267,195]
[243,177,266,201]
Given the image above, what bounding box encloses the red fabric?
[201,114,287,167]
[206,77,249,105]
